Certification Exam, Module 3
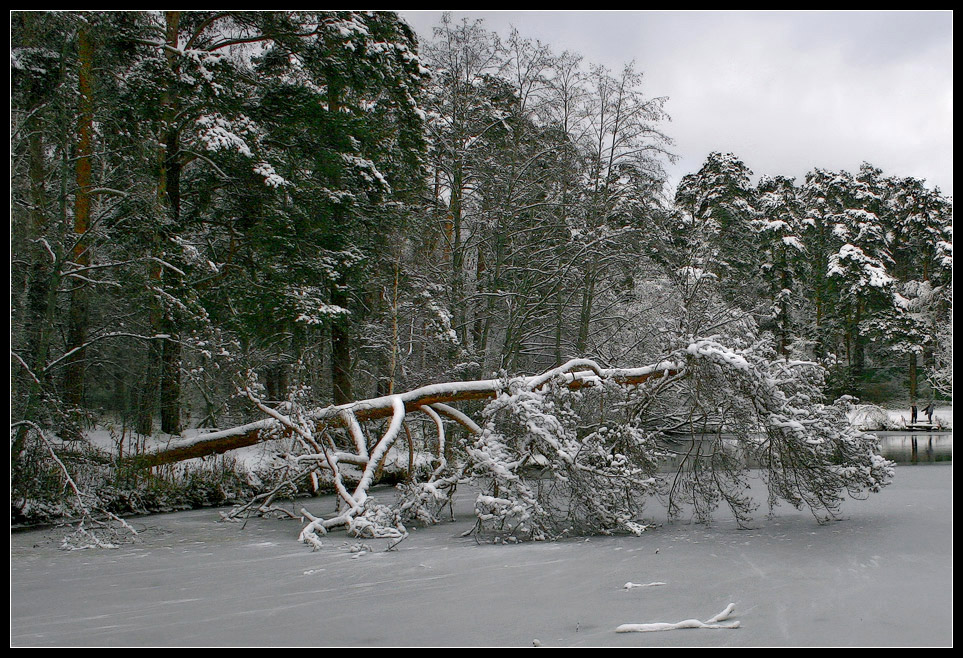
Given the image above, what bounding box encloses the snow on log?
[125,358,681,468]
[615,603,740,633]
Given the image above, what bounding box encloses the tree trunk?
[450,163,467,347]
[331,285,353,405]
[554,286,565,365]
[136,342,160,436]
[159,126,182,435]
[472,248,485,349]
[160,317,182,434]
[324,69,355,406]
[13,10,64,460]
[149,11,183,436]
[908,351,918,407]
[13,56,60,460]
[265,363,290,402]
[63,24,94,411]
[127,358,681,468]
[575,270,596,354]
[387,254,401,395]
[852,302,865,383]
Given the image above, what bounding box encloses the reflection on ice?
[654,431,952,471]
[876,432,952,464]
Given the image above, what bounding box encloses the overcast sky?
[399,10,953,198]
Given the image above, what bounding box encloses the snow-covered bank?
[10,464,952,647]
[848,404,952,431]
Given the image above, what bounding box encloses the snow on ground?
[10,463,952,647]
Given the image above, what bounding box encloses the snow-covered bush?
[396,478,458,526]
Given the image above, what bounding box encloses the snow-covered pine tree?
[675,152,760,303]
[754,175,806,356]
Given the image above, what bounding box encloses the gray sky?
[399,10,953,198]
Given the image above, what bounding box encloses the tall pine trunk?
[63,25,94,412]
[159,125,182,435]
[326,73,353,405]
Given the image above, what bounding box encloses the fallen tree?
[171,358,680,548]
[126,358,681,468]
[130,343,895,549]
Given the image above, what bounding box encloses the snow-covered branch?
[129,360,680,468]
[42,332,173,374]
[616,603,740,633]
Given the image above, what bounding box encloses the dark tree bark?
[330,286,354,405]
[63,24,94,411]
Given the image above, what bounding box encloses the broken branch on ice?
[623,581,666,589]
[615,602,740,633]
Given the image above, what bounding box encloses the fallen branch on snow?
[228,358,678,550]
[623,581,666,589]
[615,602,740,633]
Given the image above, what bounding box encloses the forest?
[10,11,952,542]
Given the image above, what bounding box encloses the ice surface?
[10,465,952,647]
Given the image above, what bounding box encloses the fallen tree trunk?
[125,358,681,469]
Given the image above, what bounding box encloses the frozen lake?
[10,462,952,647]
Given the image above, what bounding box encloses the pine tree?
[754,175,806,356]
[675,153,761,311]
[237,11,429,404]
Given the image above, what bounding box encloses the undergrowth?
[11,427,420,531]
[12,437,267,528]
